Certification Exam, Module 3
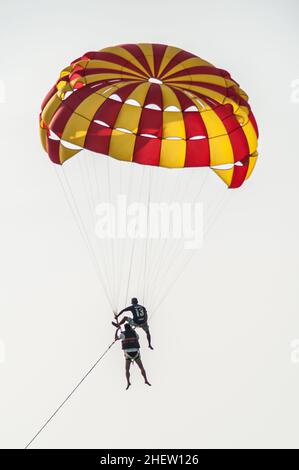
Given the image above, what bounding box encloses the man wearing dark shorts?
[112,297,153,350]
[115,323,151,390]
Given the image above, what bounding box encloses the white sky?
[0,0,299,449]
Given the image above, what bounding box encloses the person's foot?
[111,321,119,328]
[145,380,151,386]
[148,344,154,350]
[126,382,131,390]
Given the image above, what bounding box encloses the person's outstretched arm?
[115,306,131,319]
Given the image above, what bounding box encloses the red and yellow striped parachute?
[40,43,258,189]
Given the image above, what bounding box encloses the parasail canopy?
[40,43,258,188]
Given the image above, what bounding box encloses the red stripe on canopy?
[133,135,161,165]
[120,44,153,76]
[152,44,168,77]
[159,50,196,79]
[185,139,210,167]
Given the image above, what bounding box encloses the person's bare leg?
[125,359,131,390]
[145,328,153,350]
[135,358,151,386]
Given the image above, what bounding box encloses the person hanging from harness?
[115,323,151,390]
[112,297,154,349]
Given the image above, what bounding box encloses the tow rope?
[25,340,116,449]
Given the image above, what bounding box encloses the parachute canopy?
[40,43,258,188]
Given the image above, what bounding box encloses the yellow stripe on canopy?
[137,44,154,76]
[160,139,186,168]
[114,103,142,134]
[242,120,258,154]
[59,145,81,164]
[101,46,149,77]
[70,93,106,121]
[161,85,182,109]
[211,167,234,187]
[163,111,186,139]
[158,46,183,77]
[109,129,136,162]
[41,94,62,125]
[209,135,234,166]
[61,112,89,147]
[124,82,151,106]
